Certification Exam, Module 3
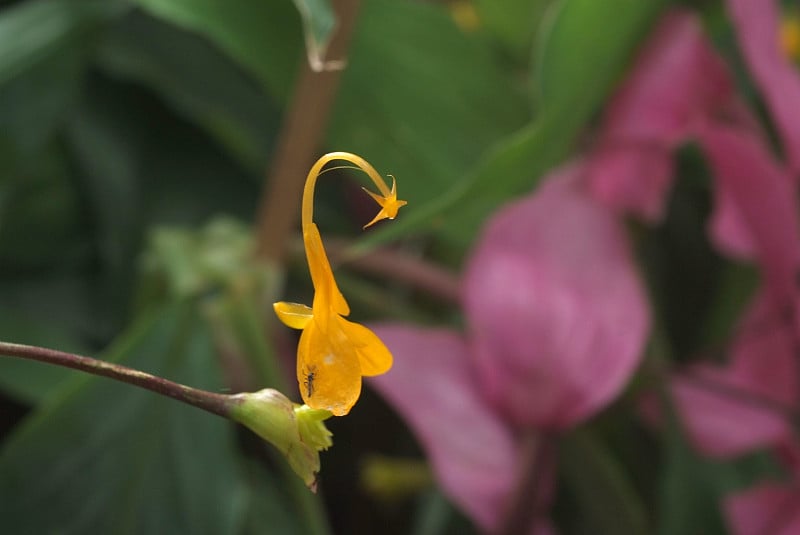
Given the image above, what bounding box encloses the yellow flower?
[273,152,407,416]
[362,175,408,229]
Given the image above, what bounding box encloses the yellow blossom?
[273,152,407,416]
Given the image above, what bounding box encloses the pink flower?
[584,8,800,270]
[724,483,800,535]
[368,164,650,532]
[696,123,800,309]
[463,165,650,430]
[368,326,555,535]
[670,292,796,458]
[727,0,800,174]
[586,10,736,222]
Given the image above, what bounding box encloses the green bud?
[229,389,333,491]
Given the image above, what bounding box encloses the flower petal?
[463,165,650,430]
[727,0,800,173]
[297,319,362,416]
[339,318,392,376]
[698,124,800,309]
[724,483,800,535]
[273,302,313,330]
[601,9,733,143]
[587,9,737,221]
[304,223,349,317]
[671,292,796,458]
[586,143,675,221]
[368,325,522,532]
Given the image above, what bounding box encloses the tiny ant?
[303,366,317,398]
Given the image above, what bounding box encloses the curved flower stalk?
[274,152,407,416]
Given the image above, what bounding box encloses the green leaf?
[0,304,299,533]
[133,0,303,101]
[656,421,778,535]
[0,0,126,86]
[65,80,144,320]
[291,0,336,71]
[560,429,650,535]
[473,0,553,59]
[357,0,666,253]
[0,143,89,269]
[328,0,528,230]
[95,11,280,171]
[0,41,85,159]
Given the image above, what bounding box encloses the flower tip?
[360,178,407,229]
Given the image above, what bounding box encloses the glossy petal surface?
[273,302,313,330]
[297,316,363,416]
[280,220,394,415]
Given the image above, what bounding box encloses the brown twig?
[254,0,363,264]
[322,237,462,305]
[0,341,234,417]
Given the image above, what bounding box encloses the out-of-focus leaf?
[0,0,126,86]
[137,110,260,225]
[328,0,528,231]
[96,11,280,171]
[560,428,650,535]
[657,415,779,535]
[0,144,88,269]
[0,304,298,533]
[65,80,143,326]
[133,0,303,101]
[357,0,665,253]
[473,0,553,59]
[291,0,336,71]
[0,44,85,159]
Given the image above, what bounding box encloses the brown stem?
[496,431,554,535]
[316,237,462,305]
[254,0,363,264]
[0,341,234,418]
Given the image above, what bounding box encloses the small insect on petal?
[304,365,318,398]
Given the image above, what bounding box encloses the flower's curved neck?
[301,152,392,230]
